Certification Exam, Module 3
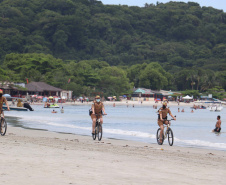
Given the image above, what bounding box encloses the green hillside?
[0,0,225,97]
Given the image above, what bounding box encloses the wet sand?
[0,126,226,185]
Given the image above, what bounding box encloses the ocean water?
[5,103,226,151]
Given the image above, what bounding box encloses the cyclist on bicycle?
[0,89,10,132]
[91,95,107,135]
[158,100,176,144]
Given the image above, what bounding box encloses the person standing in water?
[212,115,221,133]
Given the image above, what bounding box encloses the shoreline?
[1,125,226,184]
[31,100,200,107]
[7,118,226,152]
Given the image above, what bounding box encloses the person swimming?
[52,109,57,113]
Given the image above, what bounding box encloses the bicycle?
[92,114,105,141]
[0,110,7,136]
[156,118,175,146]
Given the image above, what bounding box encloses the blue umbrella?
[3,94,11,98]
[43,97,47,102]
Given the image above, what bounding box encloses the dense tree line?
[0,0,225,98]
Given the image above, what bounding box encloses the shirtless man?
[212,115,221,133]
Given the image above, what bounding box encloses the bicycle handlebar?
[95,113,107,116]
[164,115,176,121]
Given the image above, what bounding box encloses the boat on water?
[44,104,60,108]
[191,105,206,109]
[3,105,28,111]
[209,104,223,112]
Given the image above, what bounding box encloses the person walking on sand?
[212,115,221,133]
[90,95,107,135]
[157,100,176,144]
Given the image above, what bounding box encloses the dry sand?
[0,126,226,185]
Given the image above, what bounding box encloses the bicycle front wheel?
[156,128,164,145]
[167,128,174,146]
[1,118,7,136]
[97,124,102,141]
[92,125,97,140]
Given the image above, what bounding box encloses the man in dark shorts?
[212,115,221,133]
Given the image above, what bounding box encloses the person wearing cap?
[158,100,176,144]
[0,89,10,132]
[90,95,107,135]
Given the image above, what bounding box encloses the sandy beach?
[1,125,226,185]
[58,99,195,107]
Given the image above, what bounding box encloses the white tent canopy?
[183,95,193,100]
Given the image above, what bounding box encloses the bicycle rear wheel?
[97,124,102,141]
[167,128,174,146]
[0,118,7,136]
[156,128,164,145]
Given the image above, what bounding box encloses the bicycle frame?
[156,118,175,146]
[163,124,170,140]
[92,114,105,141]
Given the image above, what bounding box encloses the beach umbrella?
[49,96,53,99]
[43,97,47,102]
[31,95,37,98]
[3,94,11,98]
[183,95,193,100]
[108,97,113,100]
[37,96,43,99]
[53,96,58,98]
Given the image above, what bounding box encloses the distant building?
[0,82,19,95]
[61,90,73,100]
[1,81,73,99]
[25,82,62,97]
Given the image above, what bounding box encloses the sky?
[101,0,226,12]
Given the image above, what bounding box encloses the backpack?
[89,108,92,116]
